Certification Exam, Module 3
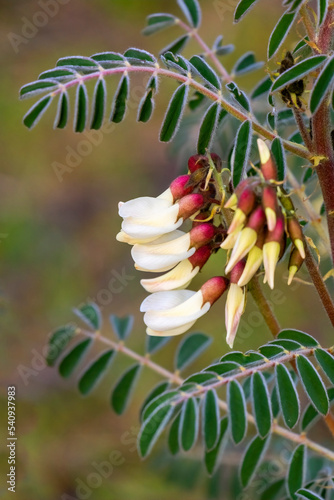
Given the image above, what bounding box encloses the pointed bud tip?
[294,238,305,259]
[288,265,298,285]
[265,207,277,232]
[257,139,270,165]
[227,208,246,234]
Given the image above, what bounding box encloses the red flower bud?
[246,206,266,232]
[188,245,212,269]
[178,193,204,220]
[229,260,246,284]
[190,223,216,247]
[264,212,285,244]
[257,139,277,181]
[201,276,229,305]
[187,154,208,173]
[170,175,193,200]
[262,185,278,231]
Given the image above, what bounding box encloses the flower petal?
[140,289,194,312]
[146,321,197,337]
[119,196,172,218]
[225,284,245,348]
[140,260,199,293]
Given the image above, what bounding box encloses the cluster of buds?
[116,140,305,347]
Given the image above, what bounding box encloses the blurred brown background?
[0,1,333,499]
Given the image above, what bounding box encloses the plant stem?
[80,328,334,462]
[293,108,313,152]
[300,5,317,45]
[303,236,334,328]
[176,19,232,82]
[46,65,313,161]
[248,276,281,337]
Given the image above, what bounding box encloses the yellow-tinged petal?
[220,225,243,250]
[257,138,270,164]
[237,246,263,286]
[224,193,238,210]
[287,265,298,285]
[225,228,257,274]
[225,284,245,348]
[227,208,246,234]
[140,260,199,293]
[263,241,280,289]
[294,238,305,259]
[265,207,277,232]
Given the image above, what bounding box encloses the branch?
[44,65,312,161]
[79,328,334,462]
[248,276,281,337]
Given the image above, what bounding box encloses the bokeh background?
[1,1,333,499]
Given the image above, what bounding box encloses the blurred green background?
[1,1,333,499]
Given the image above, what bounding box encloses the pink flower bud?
[238,187,256,215]
[188,245,212,269]
[178,193,204,220]
[190,223,216,247]
[262,186,278,231]
[246,206,266,232]
[264,212,285,244]
[188,154,208,173]
[229,260,246,284]
[287,217,305,259]
[257,139,277,181]
[170,175,193,200]
[201,276,229,305]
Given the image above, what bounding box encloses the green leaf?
[271,137,286,183]
[46,324,76,366]
[276,363,300,428]
[78,349,114,395]
[271,55,327,92]
[278,329,319,348]
[111,363,142,415]
[202,389,220,450]
[175,332,212,371]
[142,13,176,36]
[296,488,324,500]
[23,95,52,129]
[197,102,220,154]
[91,52,125,66]
[240,435,269,487]
[228,380,247,444]
[233,52,263,76]
[160,83,189,142]
[204,361,240,376]
[220,351,264,366]
[59,338,92,378]
[234,0,259,21]
[138,404,174,458]
[54,92,69,129]
[204,417,229,475]
[251,76,272,99]
[56,56,98,69]
[142,390,179,421]
[146,335,171,355]
[20,79,58,99]
[177,0,201,27]
[90,79,106,130]
[39,68,75,80]
[179,397,199,451]
[231,120,252,187]
[73,303,102,331]
[301,402,320,431]
[161,52,190,75]
[168,412,181,455]
[251,372,272,437]
[182,372,217,386]
[268,11,297,59]
[296,355,329,415]
[317,0,328,26]
[74,84,88,133]
[110,75,129,123]
[140,381,170,421]
[259,344,284,358]
[123,48,156,65]
[260,478,285,500]
[226,82,251,111]
[137,90,154,123]
[310,55,334,114]
[160,35,190,55]
[269,339,302,351]
[315,348,334,384]
[212,36,234,56]
[109,315,134,340]
[287,444,307,499]
[271,385,280,418]
[190,55,221,90]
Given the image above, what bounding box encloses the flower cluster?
[116,140,305,347]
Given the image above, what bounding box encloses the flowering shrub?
[21,0,334,498]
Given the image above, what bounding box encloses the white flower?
[132,230,195,273]
[141,289,211,336]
